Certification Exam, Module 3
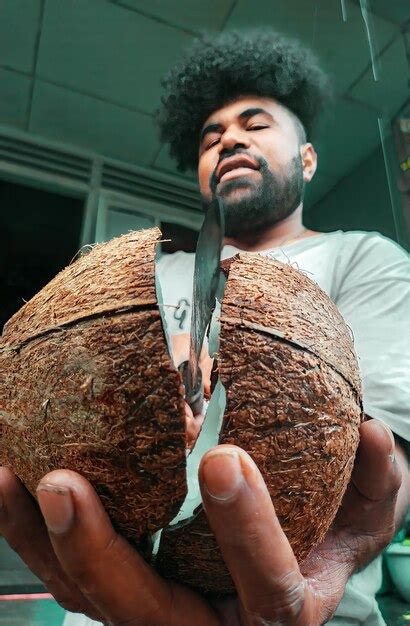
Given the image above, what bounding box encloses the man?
[157,29,410,624]
[0,29,408,626]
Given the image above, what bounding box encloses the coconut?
[0,229,187,550]
[0,228,362,595]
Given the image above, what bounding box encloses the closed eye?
[247,125,269,131]
[205,138,220,150]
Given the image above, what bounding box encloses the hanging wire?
[340,0,348,22]
[312,1,318,46]
[359,0,380,81]
[377,116,404,246]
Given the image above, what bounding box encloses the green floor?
[0,599,65,626]
[378,593,410,625]
[0,537,66,625]
[0,593,408,626]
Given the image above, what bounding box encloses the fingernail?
[201,449,244,502]
[36,484,74,534]
[377,421,395,453]
[379,421,396,448]
[375,421,396,464]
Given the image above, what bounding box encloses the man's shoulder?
[319,230,409,302]
[317,230,408,272]
[320,229,404,250]
[334,230,408,268]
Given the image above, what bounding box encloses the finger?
[323,419,403,576]
[199,348,213,398]
[170,333,190,366]
[185,402,205,450]
[0,467,103,620]
[338,420,402,533]
[36,470,219,626]
[199,445,315,626]
[354,419,401,500]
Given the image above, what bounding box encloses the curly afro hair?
[158,28,331,172]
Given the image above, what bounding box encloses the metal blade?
[182,198,224,413]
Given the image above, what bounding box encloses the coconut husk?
[0,229,187,546]
[155,254,362,594]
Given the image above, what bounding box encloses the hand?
[201,418,402,625]
[0,419,401,626]
[170,333,214,399]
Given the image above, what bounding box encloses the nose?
[219,124,251,152]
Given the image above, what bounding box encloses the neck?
[223,204,314,252]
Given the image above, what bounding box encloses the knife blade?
[180,197,224,414]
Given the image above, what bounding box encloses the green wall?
[306,146,399,244]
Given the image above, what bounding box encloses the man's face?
[197,96,311,237]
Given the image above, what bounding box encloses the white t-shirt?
[63,229,409,626]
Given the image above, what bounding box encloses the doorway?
[0,180,85,331]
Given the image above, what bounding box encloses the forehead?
[201,95,289,129]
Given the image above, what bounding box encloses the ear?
[300,143,317,183]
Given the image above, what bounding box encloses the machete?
[179,197,224,415]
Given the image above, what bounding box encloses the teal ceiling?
[0,0,41,73]
[225,0,397,95]
[349,34,409,116]
[351,0,409,26]
[0,0,407,207]
[118,0,235,31]
[36,0,192,113]
[0,68,31,128]
[30,81,160,165]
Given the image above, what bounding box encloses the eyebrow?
[238,107,273,121]
[200,108,273,143]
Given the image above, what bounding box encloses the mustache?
[209,149,267,194]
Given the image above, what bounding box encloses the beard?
[205,152,305,238]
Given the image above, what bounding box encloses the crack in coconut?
[152,269,227,559]
[1,301,159,354]
[219,317,362,408]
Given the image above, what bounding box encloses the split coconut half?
[0,228,363,594]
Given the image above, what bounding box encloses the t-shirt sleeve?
[334,233,410,441]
